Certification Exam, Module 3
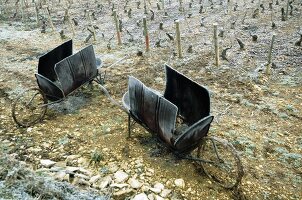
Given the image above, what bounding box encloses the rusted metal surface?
[123,66,213,153]
[12,40,102,127]
[35,73,64,101]
[38,40,72,82]
[164,65,210,126]
[174,115,213,153]
[54,45,97,96]
[35,41,98,100]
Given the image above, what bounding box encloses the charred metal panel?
[35,73,64,101]
[54,45,98,96]
[38,40,72,81]
[142,86,160,133]
[157,97,178,146]
[174,115,213,153]
[54,59,74,95]
[80,45,97,79]
[126,67,213,153]
[66,48,86,88]
[129,76,144,120]
[164,65,210,126]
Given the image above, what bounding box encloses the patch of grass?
[0,150,110,199]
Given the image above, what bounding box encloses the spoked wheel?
[195,136,244,189]
[12,88,47,127]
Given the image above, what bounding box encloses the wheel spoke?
[195,136,244,189]
[12,88,47,127]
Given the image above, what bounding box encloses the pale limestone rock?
[65,166,79,172]
[89,175,101,184]
[49,165,65,172]
[128,178,142,189]
[55,171,69,182]
[108,162,119,173]
[154,182,164,191]
[113,188,133,197]
[73,177,90,186]
[65,155,80,162]
[75,173,90,180]
[40,159,56,168]
[148,194,155,200]
[133,193,149,200]
[147,168,155,174]
[150,187,161,194]
[54,161,66,168]
[99,176,112,189]
[174,178,185,188]
[78,168,92,176]
[141,185,150,192]
[154,195,164,200]
[114,170,129,183]
[165,180,172,187]
[160,189,172,198]
[155,77,164,84]
[77,157,89,167]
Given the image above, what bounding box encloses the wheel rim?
[12,88,47,127]
[198,137,243,189]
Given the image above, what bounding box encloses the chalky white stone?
[114,170,129,183]
[133,192,149,200]
[89,175,101,184]
[174,178,185,188]
[99,176,112,189]
[160,189,172,198]
[128,178,142,189]
[40,159,56,168]
[154,182,164,191]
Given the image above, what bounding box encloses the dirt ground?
[0,0,301,199]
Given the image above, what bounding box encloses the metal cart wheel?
[195,136,244,189]
[12,88,48,127]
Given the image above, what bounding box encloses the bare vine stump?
[113,10,122,45]
[236,38,245,50]
[87,10,96,41]
[252,35,258,42]
[159,22,164,30]
[46,7,55,32]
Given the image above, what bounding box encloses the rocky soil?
[0,0,302,199]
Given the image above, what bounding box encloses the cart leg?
[128,114,131,138]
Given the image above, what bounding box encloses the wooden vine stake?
[285,0,290,20]
[46,7,55,32]
[162,0,165,10]
[266,33,276,75]
[228,0,233,15]
[20,0,25,23]
[175,19,182,58]
[1,0,7,16]
[143,16,150,52]
[34,3,39,25]
[113,10,122,45]
[178,0,184,12]
[143,0,147,14]
[213,23,219,67]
